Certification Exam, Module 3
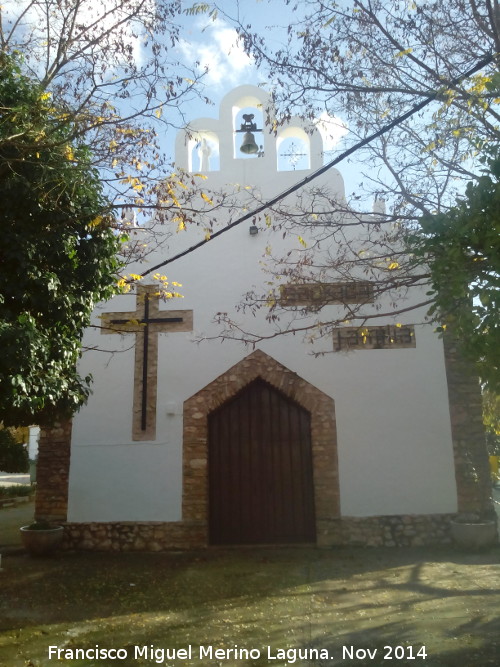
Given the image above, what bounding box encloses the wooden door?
[209,378,316,544]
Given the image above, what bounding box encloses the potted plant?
[450,512,498,551]
[20,520,64,556]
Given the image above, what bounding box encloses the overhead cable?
[140,52,495,278]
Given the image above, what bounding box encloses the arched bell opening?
[277,127,311,171]
[233,104,265,159]
[187,132,220,173]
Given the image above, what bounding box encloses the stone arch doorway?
[182,350,339,546]
[208,377,316,545]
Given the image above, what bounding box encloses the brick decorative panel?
[333,324,416,351]
[281,281,374,307]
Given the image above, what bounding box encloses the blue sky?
[2,0,357,199]
[172,2,358,193]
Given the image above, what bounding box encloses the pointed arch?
[182,349,339,545]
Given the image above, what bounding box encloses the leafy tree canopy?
[0,425,29,472]
[409,151,500,391]
[0,52,124,426]
[0,0,219,249]
[484,389,500,436]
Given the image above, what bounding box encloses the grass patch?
[0,484,33,498]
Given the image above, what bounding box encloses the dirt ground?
[1,501,499,667]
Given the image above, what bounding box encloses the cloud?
[179,18,254,87]
[314,111,349,152]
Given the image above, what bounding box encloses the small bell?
[240,131,259,154]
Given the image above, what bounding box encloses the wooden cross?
[101,285,193,441]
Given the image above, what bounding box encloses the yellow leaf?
[204,229,211,240]
[155,106,163,119]
[394,48,413,58]
[298,235,307,248]
[265,214,272,227]
[64,145,75,161]
[387,261,400,270]
[201,193,213,205]
[117,278,131,293]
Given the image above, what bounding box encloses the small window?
[280,282,375,307]
[332,325,416,351]
[277,127,310,171]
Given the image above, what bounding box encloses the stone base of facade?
[321,514,454,547]
[63,521,207,551]
[62,514,456,551]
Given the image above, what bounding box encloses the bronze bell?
[240,131,259,154]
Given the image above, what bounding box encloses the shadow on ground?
[0,537,499,667]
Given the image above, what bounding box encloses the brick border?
[443,335,493,516]
[182,349,340,546]
[101,284,193,441]
[35,420,72,522]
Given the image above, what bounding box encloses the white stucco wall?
[67,85,458,522]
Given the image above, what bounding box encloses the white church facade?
[35,86,491,550]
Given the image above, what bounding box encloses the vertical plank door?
[209,379,316,544]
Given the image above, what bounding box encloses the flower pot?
[20,524,64,556]
[450,519,498,551]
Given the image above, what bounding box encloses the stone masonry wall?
[61,514,454,550]
[63,521,204,551]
